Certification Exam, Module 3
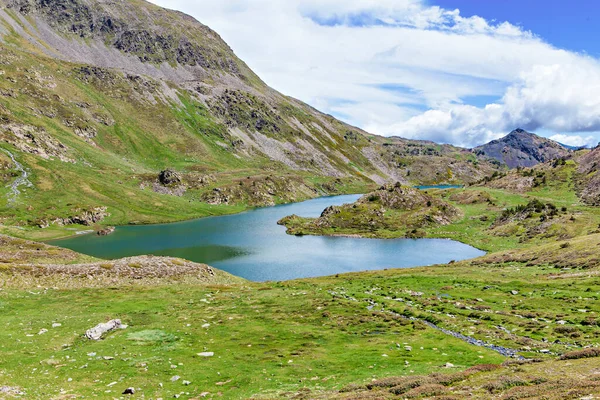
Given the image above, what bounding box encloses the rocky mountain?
[474,128,571,168]
[0,0,499,235]
[576,145,600,205]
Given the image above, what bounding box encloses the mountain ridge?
[474,128,571,168]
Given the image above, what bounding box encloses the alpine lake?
[50,192,484,281]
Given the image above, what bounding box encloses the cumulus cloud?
[149,0,600,147]
[549,134,597,148]
[395,60,600,146]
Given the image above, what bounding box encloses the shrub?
[553,325,578,334]
[388,377,433,395]
[483,377,527,393]
[404,384,447,398]
[559,348,600,360]
[464,364,502,374]
[367,194,380,202]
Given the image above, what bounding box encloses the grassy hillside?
[0,0,502,240]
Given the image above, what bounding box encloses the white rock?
[197,352,214,357]
[85,319,126,340]
[170,376,180,382]
[52,323,62,328]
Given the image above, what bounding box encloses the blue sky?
[432,0,599,57]
[150,0,600,148]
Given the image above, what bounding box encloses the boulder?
[159,169,181,185]
[85,319,127,340]
[96,226,115,236]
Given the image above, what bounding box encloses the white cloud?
[149,0,600,147]
[549,134,597,148]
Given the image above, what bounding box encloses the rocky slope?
[0,0,500,237]
[576,145,600,205]
[474,128,571,168]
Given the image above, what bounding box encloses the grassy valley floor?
[1,162,600,398]
[1,231,600,398]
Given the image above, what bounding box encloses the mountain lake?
[50,194,485,281]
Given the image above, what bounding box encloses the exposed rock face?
[65,206,109,226]
[0,120,72,162]
[474,129,571,168]
[5,0,243,75]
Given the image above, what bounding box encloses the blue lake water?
[49,194,485,282]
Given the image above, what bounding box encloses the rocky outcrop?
[575,146,600,205]
[358,183,434,211]
[38,207,110,228]
[65,206,109,226]
[0,120,73,162]
[200,176,318,207]
[96,226,115,236]
[474,129,571,169]
[159,169,182,185]
[279,183,461,238]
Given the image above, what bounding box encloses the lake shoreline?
[48,193,485,281]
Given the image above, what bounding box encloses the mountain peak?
[474,129,570,168]
[509,128,528,135]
